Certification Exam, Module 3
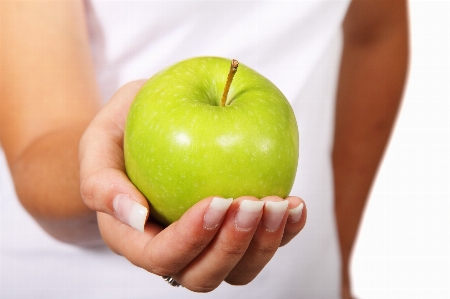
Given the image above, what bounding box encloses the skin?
[79,80,306,290]
[0,0,409,297]
[0,0,306,291]
[333,0,409,298]
[0,0,102,245]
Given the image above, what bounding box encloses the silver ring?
[162,276,181,287]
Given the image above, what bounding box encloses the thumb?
[80,167,149,232]
[79,80,149,232]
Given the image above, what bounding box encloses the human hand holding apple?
[79,59,306,291]
[124,57,299,225]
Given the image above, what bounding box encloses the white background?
[352,1,450,298]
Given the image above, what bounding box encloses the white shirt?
[0,1,350,298]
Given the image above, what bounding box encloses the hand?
[79,81,307,292]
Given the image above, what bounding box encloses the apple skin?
[124,57,299,226]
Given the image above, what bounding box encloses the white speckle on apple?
[216,134,240,147]
[173,131,191,147]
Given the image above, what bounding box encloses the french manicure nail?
[288,203,304,223]
[263,200,289,232]
[203,197,233,230]
[235,200,265,231]
[113,194,148,233]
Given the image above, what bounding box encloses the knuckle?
[217,238,248,258]
[79,172,96,208]
[143,262,174,278]
[79,169,112,212]
[143,249,182,277]
[173,224,210,252]
[180,236,208,253]
[253,240,280,255]
[137,251,178,277]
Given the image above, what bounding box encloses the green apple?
[124,56,299,226]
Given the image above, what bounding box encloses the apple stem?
[221,59,239,106]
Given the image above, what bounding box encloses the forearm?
[11,126,101,246]
[0,0,102,246]
[333,0,409,294]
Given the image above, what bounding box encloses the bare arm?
[0,0,102,245]
[333,0,409,297]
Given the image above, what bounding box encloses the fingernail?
[288,203,304,223]
[234,200,265,231]
[263,200,289,232]
[113,194,148,233]
[203,197,233,230]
